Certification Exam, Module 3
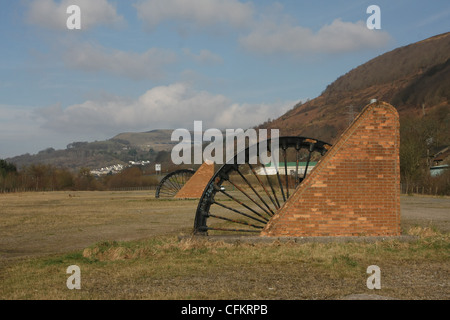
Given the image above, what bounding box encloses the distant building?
[255,162,317,176]
[430,165,450,177]
[432,146,450,166]
[129,160,151,166]
[430,147,450,176]
[90,164,125,176]
[90,160,151,177]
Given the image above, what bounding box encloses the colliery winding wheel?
[194,136,331,235]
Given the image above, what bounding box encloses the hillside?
[261,32,450,145]
[6,130,177,171]
[110,130,175,152]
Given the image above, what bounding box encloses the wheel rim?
[155,169,196,198]
[194,136,331,234]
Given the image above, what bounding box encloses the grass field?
[0,191,449,300]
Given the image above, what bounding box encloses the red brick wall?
[174,160,215,199]
[261,101,401,237]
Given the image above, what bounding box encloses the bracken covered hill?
[261,32,450,145]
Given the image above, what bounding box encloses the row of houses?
[90,160,151,177]
[90,164,125,177]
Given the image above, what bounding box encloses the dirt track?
[400,195,450,232]
[0,192,449,263]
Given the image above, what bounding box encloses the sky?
[0,0,449,158]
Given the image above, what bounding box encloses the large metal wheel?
[194,136,331,235]
[155,169,196,198]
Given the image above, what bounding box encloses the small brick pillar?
[174,160,215,199]
[261,101,401,237]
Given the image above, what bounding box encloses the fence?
[108,186,157,192]
[1,184,447,195]
[400,184,445,196]
[0,185,157,194]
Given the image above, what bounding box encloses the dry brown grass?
[0,191,449,300]
[2,228,449,300]
[0,191,197,259]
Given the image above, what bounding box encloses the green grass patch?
[1,227,448,300]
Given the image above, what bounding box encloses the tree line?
[0,161,159,193]
[399,105,449,195]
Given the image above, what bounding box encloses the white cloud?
[212,101,292,129]
[0,89,292,157]
[63,42,176,80]
[132,1,390,56]
[36,83,293,136]
[135,0,254,31]
[240,18,392,56]
[0,104,55,158]
[26,0,124,30]
[182,48,223,65]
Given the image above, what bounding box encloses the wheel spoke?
[237,167,275,217]
[248,163,279,212]
[262,165,280,209]
[212,201,268,224]
[219,189,270,222]
[225,177,272,219]
[208,213,264,229]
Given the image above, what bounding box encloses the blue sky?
[0,0,449,158]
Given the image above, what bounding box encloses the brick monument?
[174,160,215,199]
[261,101,401,237]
